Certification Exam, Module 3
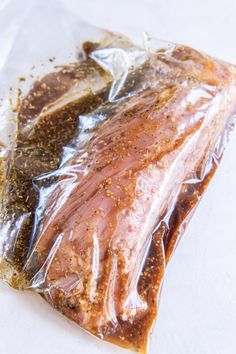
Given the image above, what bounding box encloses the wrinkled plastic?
[0,1,236,353]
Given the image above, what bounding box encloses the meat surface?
[25,47,236,352]
[1,40,236,353]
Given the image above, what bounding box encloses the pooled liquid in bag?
[1,37,236,353]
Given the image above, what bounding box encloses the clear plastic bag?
[0,1,236,353]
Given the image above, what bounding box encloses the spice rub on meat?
[1,41,236,353]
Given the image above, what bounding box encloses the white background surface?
[0,1,236,354]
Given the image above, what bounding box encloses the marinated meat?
[25,47,236,352]
[1,42,236,354]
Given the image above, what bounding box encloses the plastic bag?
[0,1,236,353]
